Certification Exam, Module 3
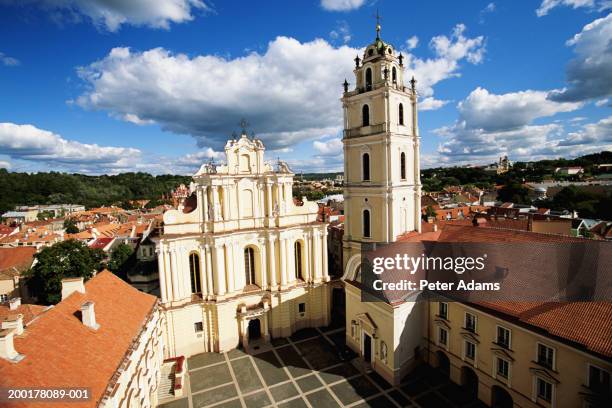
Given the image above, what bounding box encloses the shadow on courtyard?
[160,324,488,408]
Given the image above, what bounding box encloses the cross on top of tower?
[374,9,382,39]
[238,118,250,137]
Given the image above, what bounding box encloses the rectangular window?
[298,303,306,314]
[537,378,552,402]
[465,341,476,361]
[194,322,203,332]
[465,312,477,333]
[589,365,611,393]
[438,327,448,346]
[537,344,555,369]
[439,302,448,320]
[497,358,509,379]
[0,294,8,303]
[497,326,511,349]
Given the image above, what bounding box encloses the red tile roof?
[390,223,611,358]
[88,237,114,250]
[0,247,37,274]
[0,303,48,325]
[0,271,158,407]
[476,301,612,358]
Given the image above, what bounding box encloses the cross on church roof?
[238,118,250,136]
[374,9,382,38]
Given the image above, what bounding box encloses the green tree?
[498,182,530,204]
[63,218,79,234]
[26,240,104,304]
[108,243,134,278]
[424,205,437,220]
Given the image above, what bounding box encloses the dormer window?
[368,49,374,57]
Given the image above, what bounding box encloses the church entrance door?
[248,319,261,340]
[363,333,372,363]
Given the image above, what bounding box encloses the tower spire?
[375,9,382,39]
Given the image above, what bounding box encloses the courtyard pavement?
[159,325,487,408]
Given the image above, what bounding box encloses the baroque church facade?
[158,134,330,356]
[341,24,424,385]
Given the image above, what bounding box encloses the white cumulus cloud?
[548,14,612,103]
[429,87,607,166]
[1,0,209,31]
[320,0,365,12]
[0,122,141,172]
[403,24,486,110]
[0,52,19,66]
[536,0,595,16]
[405,36,419,50]
[313,137,343,156]
[458,87,581,132]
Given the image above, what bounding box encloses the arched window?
[399,103,404,126]
[244,247,256,286]
[189,252,202,294]
[400,152,406,180]
[294,241,304,280]
[362,104,370,127]
[392,67,397,83]
[363,209,371,238]
[365,68,372,90]
[362,153,370,181]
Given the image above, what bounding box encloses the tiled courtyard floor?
[159,326,487,408]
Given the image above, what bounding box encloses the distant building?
[497,155,512,174]
[1,210,37,225]
[0,247,36,303]
[555,166,584,176]
[16,204,85,218]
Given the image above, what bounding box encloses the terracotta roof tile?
[0,304,48,325]
[0,247,37,272]
[0,271,158,408]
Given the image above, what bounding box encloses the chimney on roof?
[2,313,24,335]
[61,277,85,300]
[0,329,24,362]
[80,301,99,330]
[8,297,20,311]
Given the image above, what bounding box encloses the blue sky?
[0,0,610,174]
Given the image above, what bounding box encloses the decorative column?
[305,235,312,283]
[266,183,273,218]
[285,238,294,283]
[205,245,214,299]
[226,243,235,293]
[213,245,226,296]
[159,245,170,303]
[212,186,220,221]
[199,244,208,296]
[268,236,277,290]
[202,187,209,223]
[170,249,180,300]
[279,237,287,287]
[322,228,329,280]
[259,239,267,289]
[313,232,321,281]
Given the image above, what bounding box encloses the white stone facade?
[159,134,330,357]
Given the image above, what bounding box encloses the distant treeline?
[0,170,191,214]
[422,151,612,192]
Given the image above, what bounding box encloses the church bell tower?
[342,21,422,266]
